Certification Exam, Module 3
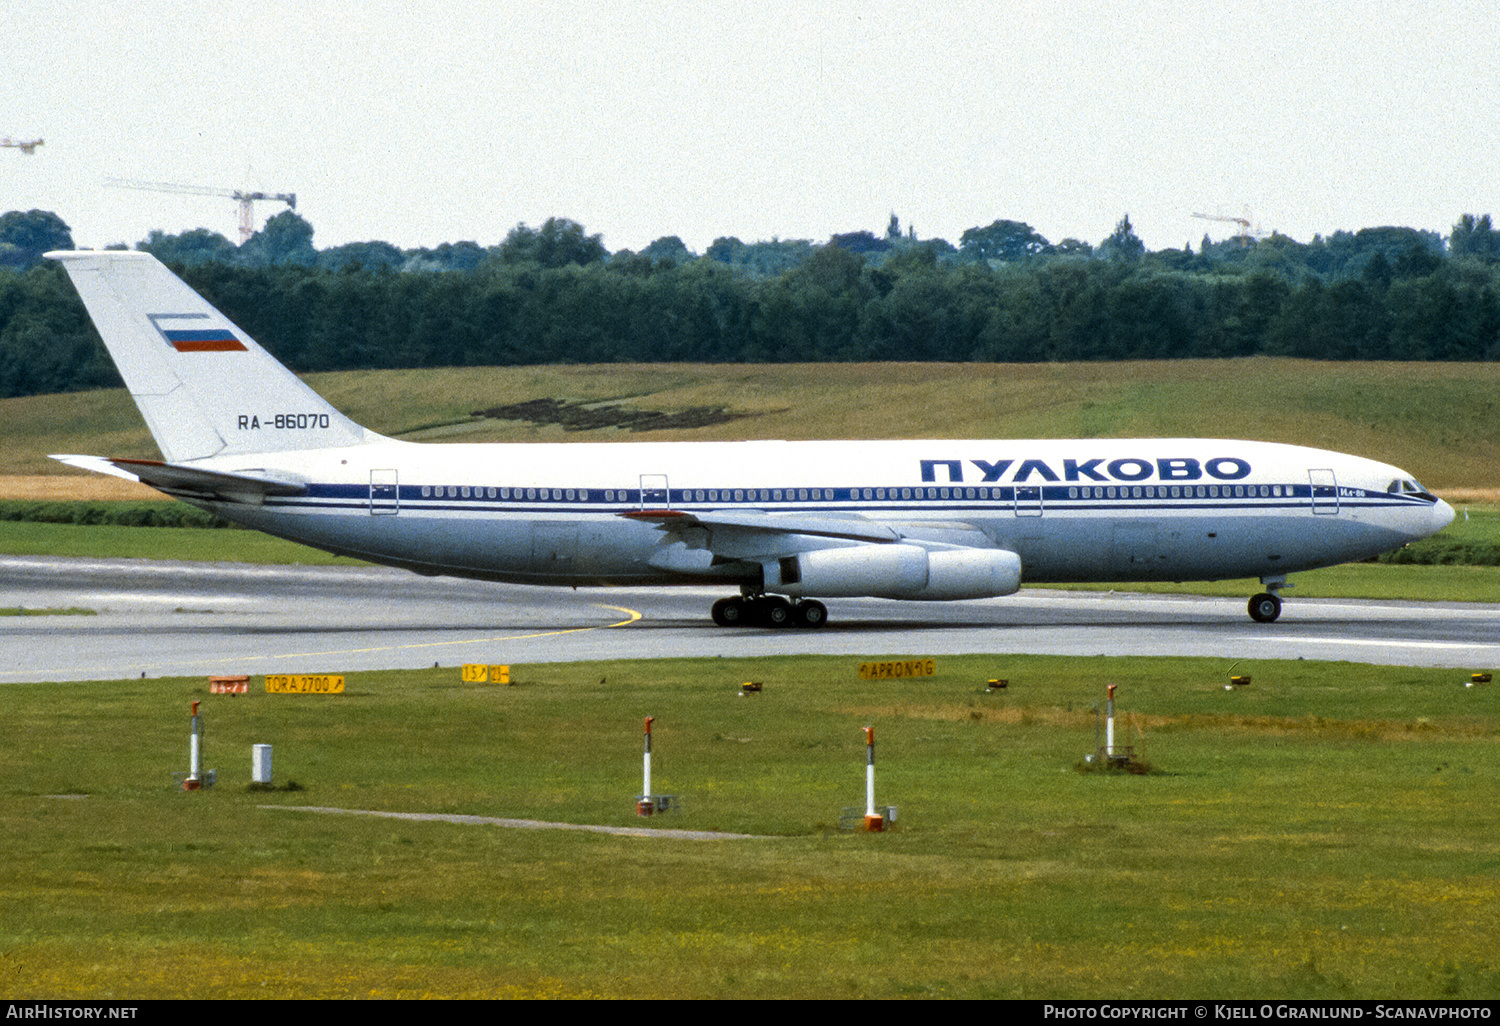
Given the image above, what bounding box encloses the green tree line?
[2,208,1498,399]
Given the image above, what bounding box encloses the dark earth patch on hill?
[472,398,756,432]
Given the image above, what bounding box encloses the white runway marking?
[1234,635,1500,652]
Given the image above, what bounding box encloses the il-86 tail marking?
[48,250,374,461]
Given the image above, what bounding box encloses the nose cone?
[1433,497,1456,534]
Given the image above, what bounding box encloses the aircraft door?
[1308,469,1339,515]
[640,474,670,510]
[370,469,399,515]
[1013,485,1043,517]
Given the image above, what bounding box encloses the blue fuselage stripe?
[268,481,1432,516]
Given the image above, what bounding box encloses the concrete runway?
[2,555,1497,683]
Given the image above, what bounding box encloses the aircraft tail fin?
[47,250,373,462]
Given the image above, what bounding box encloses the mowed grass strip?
[0,520,364,564]
[3,655,1497,999]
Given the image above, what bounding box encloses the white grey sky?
[6,1,1497,255]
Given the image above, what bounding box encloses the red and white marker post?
[184,700,203,790]
[634,716,678,815]
[636,716,655,816]
[863,726,884,832]
[1105,684,1117,759]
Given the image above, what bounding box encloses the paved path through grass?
[266,804,766,840]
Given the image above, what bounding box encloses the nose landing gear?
[1248,592,1282,623]
[1248,578,1287,623]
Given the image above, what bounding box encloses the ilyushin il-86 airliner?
[47,250,1454,628]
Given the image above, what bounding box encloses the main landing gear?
[711,594,828,628]
[1248,578,1287,623]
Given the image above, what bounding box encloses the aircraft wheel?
[1248,593,1282,623]
[794,600,828,628]
[711,596,748,627]
[761,596,794,627]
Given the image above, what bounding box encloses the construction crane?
[104,176,296,243]
[1193,208,1262,247]
[2,137,43,155]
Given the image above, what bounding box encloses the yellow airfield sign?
[462,664,511,684]
[265,674,345,694]
[858,659,936,680]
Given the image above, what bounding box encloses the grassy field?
[0,519,367,565]
[5,358,1499,491]
[3,655,1498,999]
[3,360,1496,998]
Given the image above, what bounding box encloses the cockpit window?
[1387,478,1435,499]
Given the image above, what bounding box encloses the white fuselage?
[184,436,1454,592]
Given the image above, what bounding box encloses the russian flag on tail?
[148,313,247,352]
[162,327,245,351]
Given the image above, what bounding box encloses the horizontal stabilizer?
[51,454,306,504]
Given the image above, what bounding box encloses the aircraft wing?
[621,507,1022,600]
[51,454,307,504]
[619,508,903,574]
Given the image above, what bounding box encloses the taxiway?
[2,556,1496,683]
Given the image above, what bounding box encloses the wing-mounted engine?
[770,543,1022,600]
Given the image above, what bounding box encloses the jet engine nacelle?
[774,544,1022,601]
